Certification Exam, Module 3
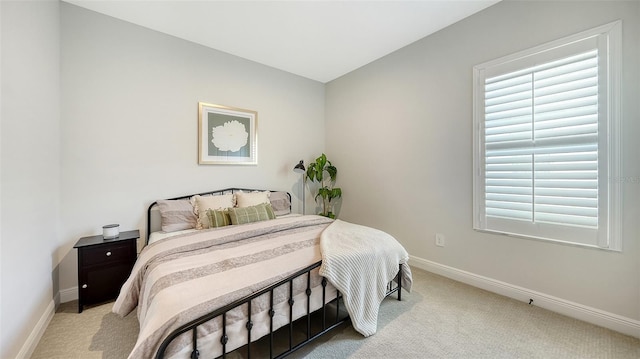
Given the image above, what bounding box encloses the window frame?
[472,21,622,251]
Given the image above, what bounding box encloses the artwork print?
[198,103,257,165]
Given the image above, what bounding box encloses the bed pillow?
[156,199,197,232]
[269,191,291,216]
[192,194,235,229]
[206,209,231,228]
[235,191,270,208]
[228,203,276,225]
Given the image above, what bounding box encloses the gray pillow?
[269,191,291,216]
[157,199,197,232]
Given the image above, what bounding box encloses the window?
[473,21,621,251]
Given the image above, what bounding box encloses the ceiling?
[64,0,500,83]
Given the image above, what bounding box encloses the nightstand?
[73,230,139,313]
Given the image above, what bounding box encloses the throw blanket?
[319,219,412,337]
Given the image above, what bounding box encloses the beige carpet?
[31,268,640,359]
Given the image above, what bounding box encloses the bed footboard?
[155,262,404,359]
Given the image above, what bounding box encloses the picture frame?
[198,102,258,165]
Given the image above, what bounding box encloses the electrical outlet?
[435,233,445,247]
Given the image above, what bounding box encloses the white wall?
[58,3,325,293]
[3,0,638,355]
[326,0,639,327]
[1,1,61,358]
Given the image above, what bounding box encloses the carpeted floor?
[31,267,640,359]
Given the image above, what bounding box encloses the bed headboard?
[146,188,291,244]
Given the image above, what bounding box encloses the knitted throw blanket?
[319,220,412,337]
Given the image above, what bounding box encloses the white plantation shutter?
[485,50,599,227]
[473,21,621,250]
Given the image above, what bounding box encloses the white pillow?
[235,191,270,208]
[191,194,235,229]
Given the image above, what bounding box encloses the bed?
[113,188,412,359]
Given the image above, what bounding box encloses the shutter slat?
[535,204,597,217]
[535,97,598,115]
[486,131,532,143]
[485,106,532,122]
[485,114,532,129]
[486,154,532,164]
[535,86,598,106]
[486,178,533,187]
[535,212,597,227]
[485,89,532,107]
[535,114,597,130]
[535,66,598,89]
[487,172,532,179]
[534,105,598,122]
[535,150,597,165]
[485,122,532,136]
[535,77,597,98]
[535,161,597,171]
[486,73,531,92]
[535,123,598,139]
[535,195,597,207]
[535,179,597,189]
[486,186,532,195]
[534,170,597,180]
[487,200,532,212]
[487,193,532,203]
[486,98,533,115]
[535,187,597,198]
[486,208,532,221]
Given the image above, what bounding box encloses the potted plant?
[306,153,342,218]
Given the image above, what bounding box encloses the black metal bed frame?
[146,188,403,359]
[155,263,403,359]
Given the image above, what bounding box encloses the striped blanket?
[113,215,335,359]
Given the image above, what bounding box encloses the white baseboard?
[409,255,640,339]
[15,300,55,359]
[59,286,78,303]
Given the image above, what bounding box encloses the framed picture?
[198,102,258,165]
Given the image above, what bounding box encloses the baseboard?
[59,286,78,303]
[409,255,640,339]
[15,299,55,359]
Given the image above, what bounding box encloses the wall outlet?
[435,233,445,247]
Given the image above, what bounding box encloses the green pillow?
[228,203,276,225]
[206,208,231,228]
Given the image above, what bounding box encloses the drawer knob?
[106,251,112,256]
[82,284,88,289]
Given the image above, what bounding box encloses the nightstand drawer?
[81,242,134,266]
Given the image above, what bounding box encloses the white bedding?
[148,229,197,244]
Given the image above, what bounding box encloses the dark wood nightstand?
[73,230,139,313]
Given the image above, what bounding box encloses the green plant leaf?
[318,153,327,168]
[326,165,337,182]
[330,188,342,201]
[317,187,330,199]
[315,154,326,182]
[306,163,316,181]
